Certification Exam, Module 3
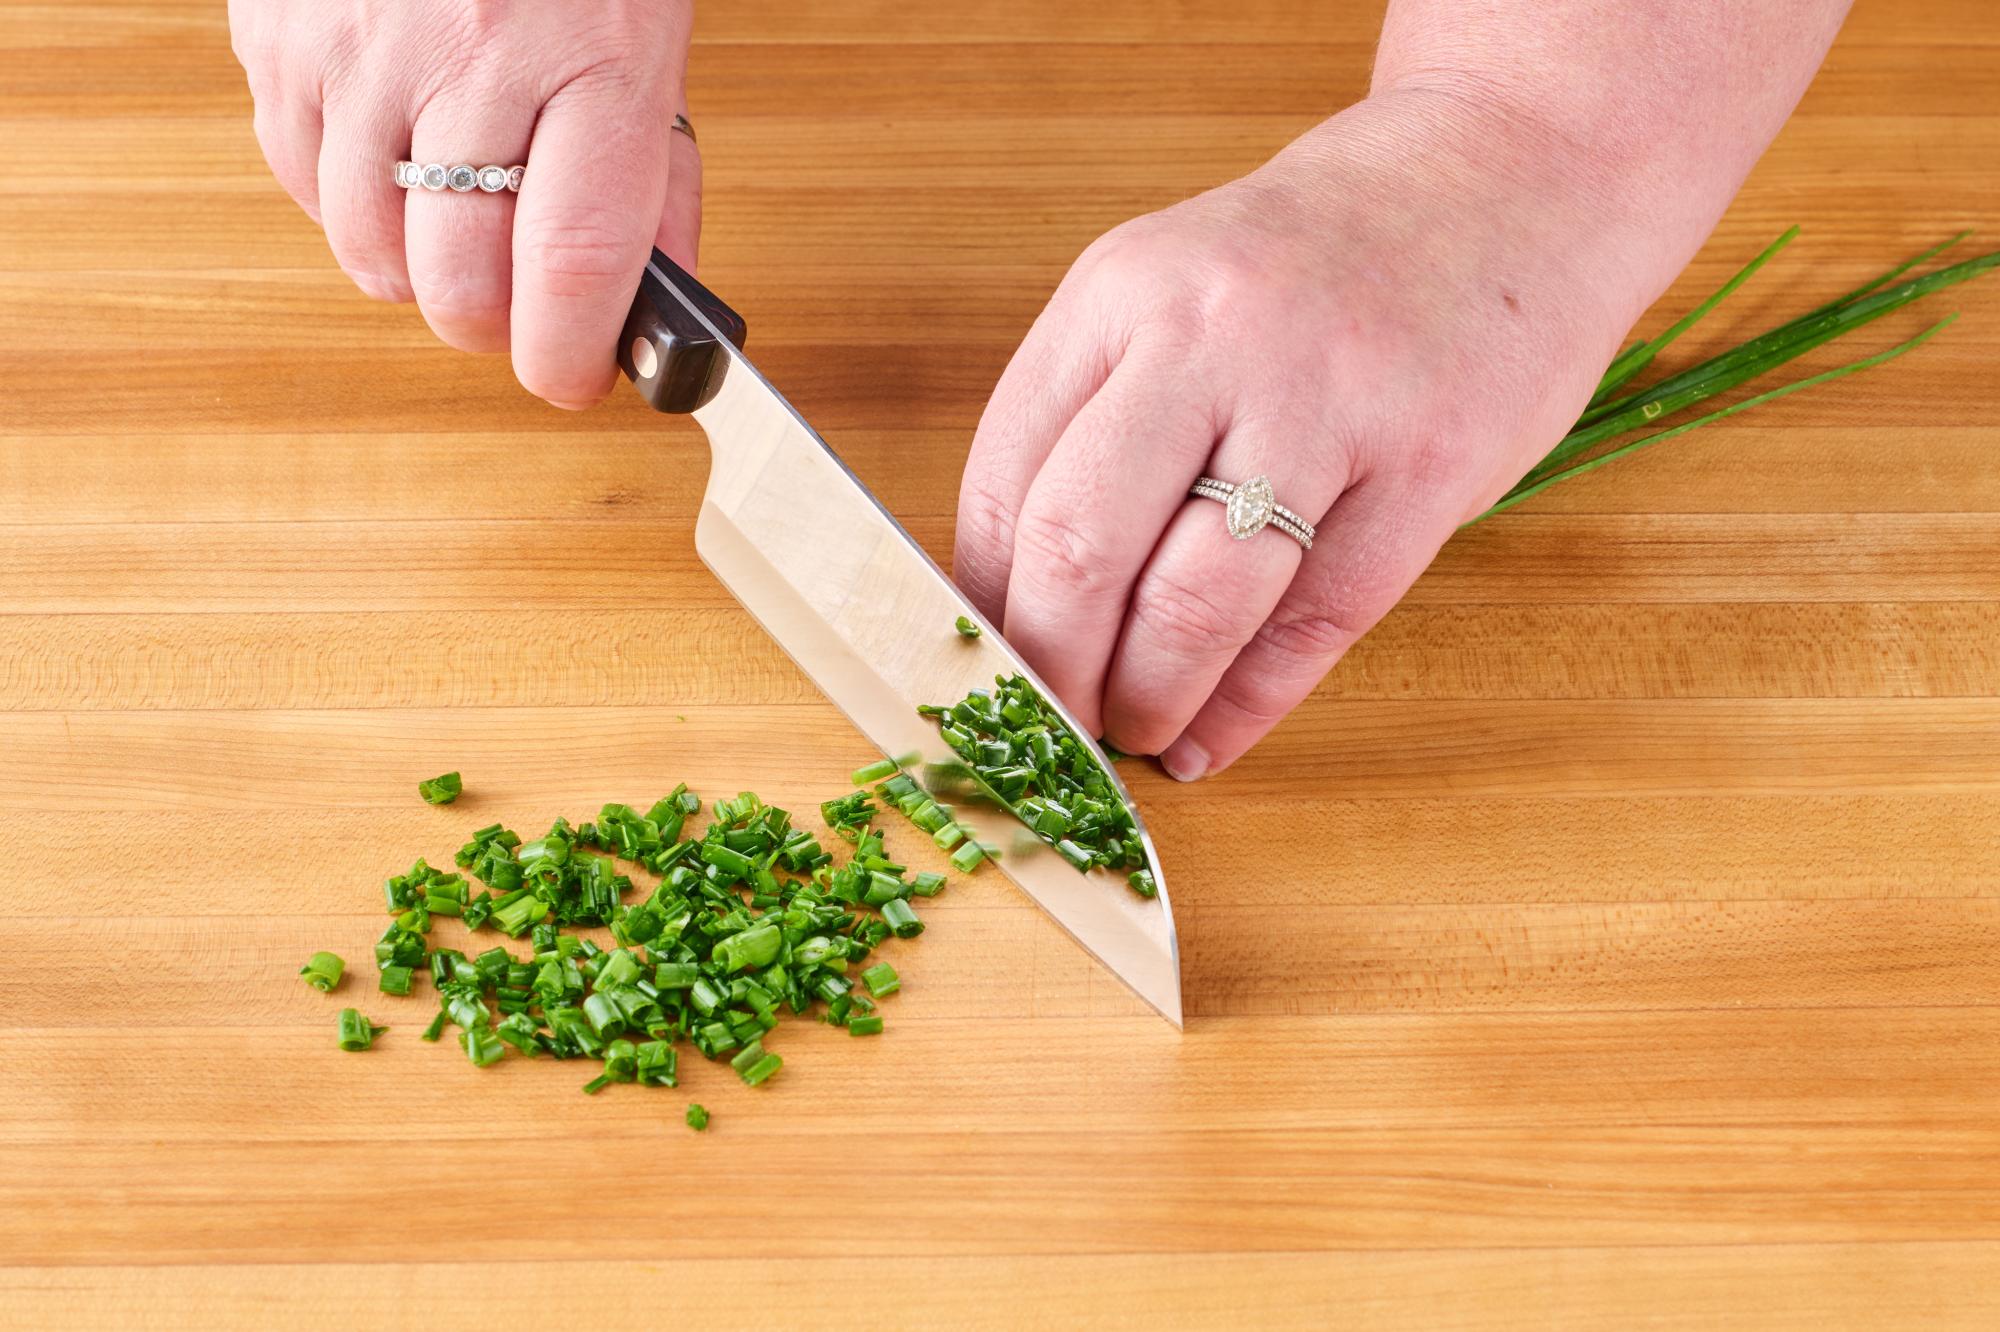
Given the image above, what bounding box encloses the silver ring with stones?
[1189,475,1315,550]
[395,162,522,194]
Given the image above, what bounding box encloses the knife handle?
[618,249,748,414]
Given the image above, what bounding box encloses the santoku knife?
[617,251,1182,1028]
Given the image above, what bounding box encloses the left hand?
[953,90,1649,779]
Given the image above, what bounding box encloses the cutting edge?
[642,257,1182,1028]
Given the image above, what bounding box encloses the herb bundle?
[306,782,943,1125]
[1473,231,2000,520]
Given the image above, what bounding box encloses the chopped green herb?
[852,757,901,785]
[954,615,982,639]
[299,951,344,993]
[848,1015,884,1036]
[417,771,463,805]
[918,671,1157,896]
[337,1009,386,1051]
[315,784,922,1100]
[686,1103,710,1131]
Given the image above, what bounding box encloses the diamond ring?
[394,162,523,193]
[1189,475,1315,549]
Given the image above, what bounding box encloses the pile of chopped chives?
[306,780,943,1127]
[896,670,1155,897]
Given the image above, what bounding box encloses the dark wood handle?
[617,250,749,414]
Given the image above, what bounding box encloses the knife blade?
[616,251,1182,1028]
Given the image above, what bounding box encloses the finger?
[251,90,324,223]
[656,104,703,273]
[1160,474,1453,780]
[953,286,1120,621]
[510,73,673,409]
[1099,427,1351,758]
[405,93,535,353]
[1000,348,1215,736]
[317,93,412,302]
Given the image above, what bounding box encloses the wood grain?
[4,0,1999,1326]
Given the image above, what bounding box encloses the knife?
[616,250,1182,1028]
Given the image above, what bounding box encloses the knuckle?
[1134,569,1253,658]
[410,268,509,327]
[1012,505,1123,603]
[1254,606,1362,672]
[517,211,640,296]
[955,478,1018,571]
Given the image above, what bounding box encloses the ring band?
[395,162,523,193]
[1189,474,1315,549]
[395,118,688,193]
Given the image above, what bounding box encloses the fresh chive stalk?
[1470,231,2000,521]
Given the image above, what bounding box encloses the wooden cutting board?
[4,1,1998,1325]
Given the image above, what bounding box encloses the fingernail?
[1161,736,1208,783]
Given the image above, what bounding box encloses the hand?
[954,90,1655,779]
[229,0,699,408]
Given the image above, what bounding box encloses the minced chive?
[337,1009,386,1051]
[317,783,924,1098]
[417,771,462,805]
[299,951,344,993]
[954,615,981,638]
[880,898,922,939]
[460,1024,505,1068]
[1128,869,1158,899]
[949,841,986,873]
[848,1015,884,1036]
[686,1103,710,1131]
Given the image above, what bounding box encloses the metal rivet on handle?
[631,337,659,379]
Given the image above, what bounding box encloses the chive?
[848,1015,884,1036]
[460,1024,505,1068]
[954,615,981,638]
[337,1009,386,1051]
[880,898,923,939]
[1475,233,2000,519]
[417,772,462,805]
[852,757,901,785]
[918,670,1156,894]
[1128,869,1158,899]
[299,951,344,993]
[686,1103,710,1131]
[319,785,923,1099]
